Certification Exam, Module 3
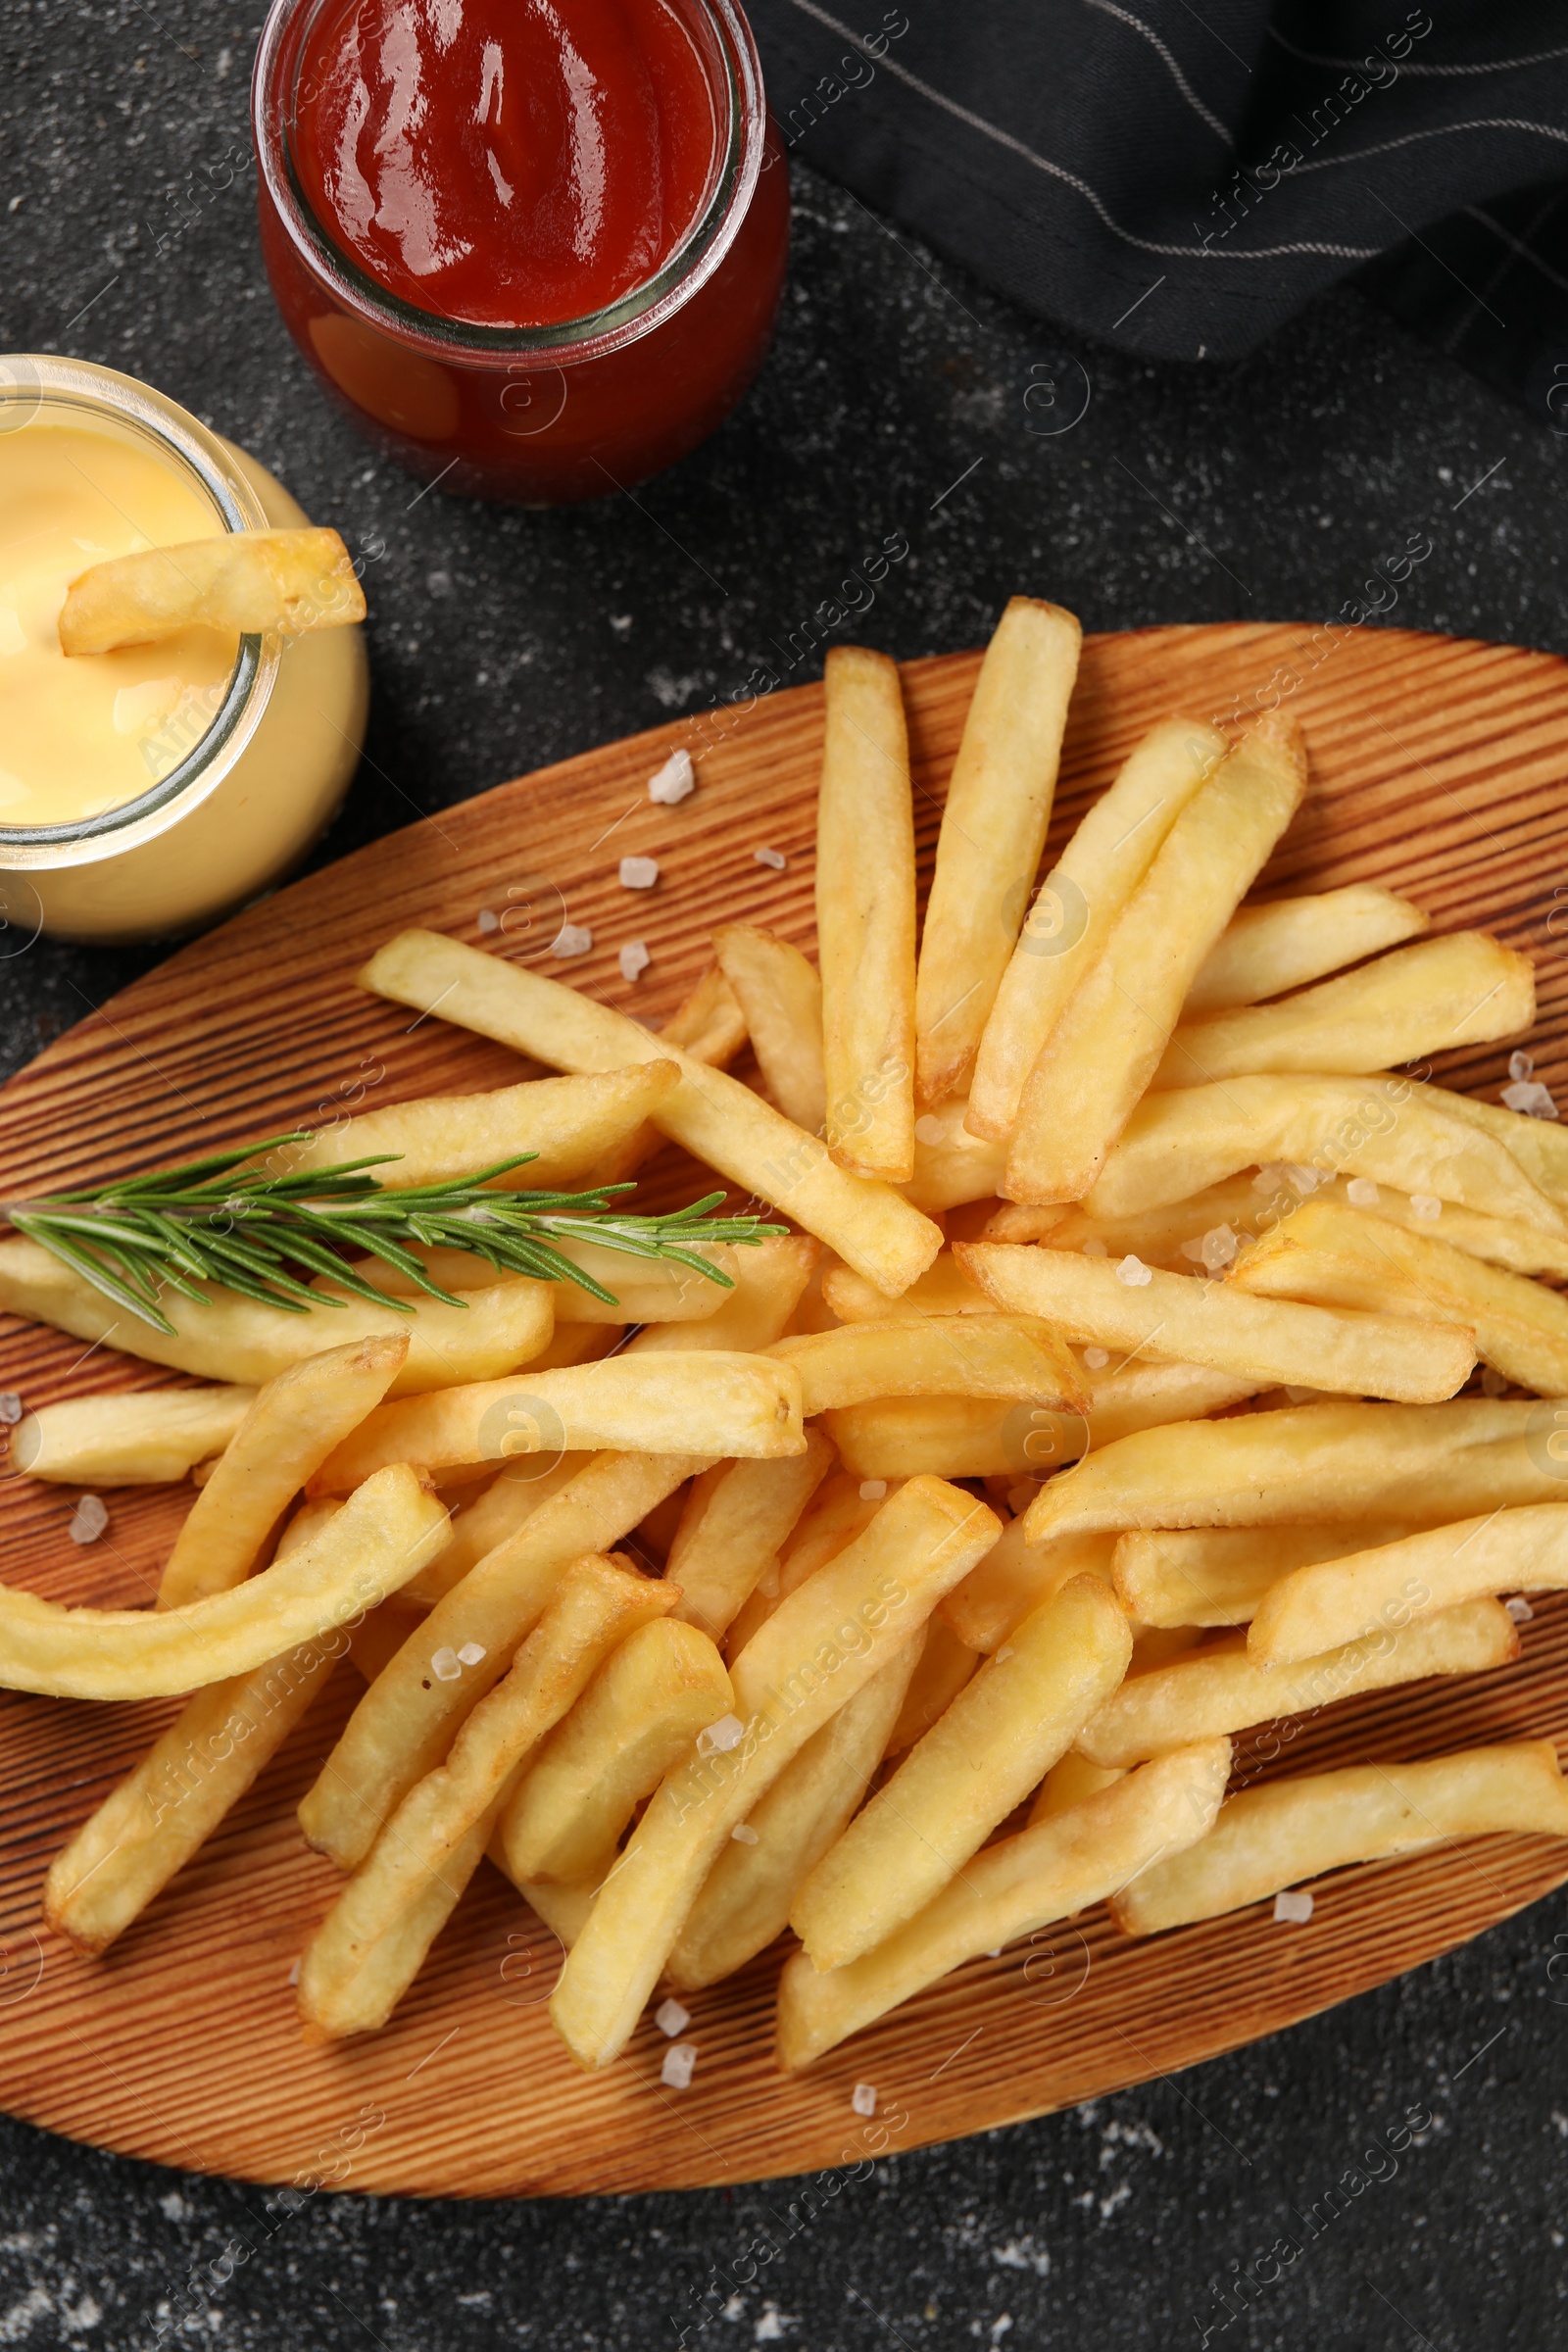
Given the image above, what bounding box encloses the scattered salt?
[655,1997,691,2038]
[552,922,593,957]
[69,1494,108,1545]
[1083,1347,1109,1370]
[648,749,696,805]
[731,1823,760,1845]
[1510,1051,1535,1083]
[1081,1238,1108,1257]
[1284,1385,1320,1405]
[1481,1366,1509,1397]
[858,1479,888,1500]
[697,1713,745,1757]
[661,2041,698,2089]
[1273,1888,1314,1925]
[753,846,787,871]
[1502,1078,1559,1120]
[430,1646,463,1682]
[995,1645,1015,1664]
[1200,1224,1237,1273]
[1115,1254,1152,1288]
[914,1114,946,1147]
[287,1958,301,1987]
[0,1393,21,1426]
[619,941,651,983]
[1179,1239,1206,1264]
[457,1642,486,1666]
[619,856,660,890]
[851,2082,877,2118]
[477,907,500,934]
[1252,1162,1290,1195]
[1285,1162,1324,1195]
[1409,1194,1443,1221]
[1505,1594,1535,1624]
[1346,1177,1380,1207]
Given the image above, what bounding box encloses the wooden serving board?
[2,622,1568,2201]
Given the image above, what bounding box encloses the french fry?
[1156,932,1534,1091]
[792,1575,1131,1967]
[967,718,1227,1141]
[983,1203,1071,1242]
[549,1476,1000,2067]
[500,1616,732,1885]
[360,931,943,1298]
[1024,1396,1562,1544]
[299,1554,670,2036]
[1004,717,1306,1202]
[713,924,826,1133]
[1248,1502,1568,1664]
[776,1741,1230,2069]
[768,1314,1086,1415]
[1075,1596,1518,1767]
[590,966,749,1183]
[1229,1198,1568,1396]
[1019,1174,1287,1269]
[821,1251,996,1323]
[958,1243,1474,1405]
[901,1095,1008,1212]
[1112,1520,1425,1629]
[512,1872,602,1951]
[310,1353,803,1492]
[626,1237,820,1356]
[157,1335,409,1606]
[884,1616,979,1752]
[721,1471,886,1661]
[915,599,1082,1106]
[299,1450,706,1869]
[1111,1740,1568,1935]
[59,525,365,654]
[816,646,917,1180]
[942,1523,1116,1652]
[1087,1074,1567,1234]
[667,1635,921,1988]
[1420,1080,1568,1209]
[322,1235,732,1327]
[1307,1175,1568,1282]
[664,1434,834,1642]
[1026,1749,1126,1825]
[529,1324,624,1371]
[44,1500,346,1953]
[1185,884,1430,1014]
[403,1452,594,1607]
[11,1384,256,1486]
[0,1464,446,1702]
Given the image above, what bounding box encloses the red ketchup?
[253,0,788,502]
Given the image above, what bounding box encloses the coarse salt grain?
[618,940,651,983]
[552,921,593,958]
[1285,1163,1323,1195]
[1410,1194,1443,1221]
[287,1958,301,1987]
[1179,1238,1206,1264]
[858,1479,887,1500]
[619,856,660,890]
[1273,1888,1314,1925]
[1200,1224,1237,1273]
[753,846,787,871]
[661,2042,698,2089]
[731,1823,760,1845]
[477,907,500,934]
[1347,1177,1380,1207]
[1083,1347,1109,1370]
[1116,1254,1152,1287]
[69,1494,108,1544]
[648,749,696,805]
[851,2082,877,2118]
[1502,1078,1559,1120]
[457,1642,486,1666]
[1081,1238,1108,1257]
[0,1393,21,1425]
[655,1996,691,2038]
[697,1713,745,1757]
[1505,1594,1536,1624]
[1510,1051,1535,1083]
[430,1647,463,1682]
[913,1114,946,1146]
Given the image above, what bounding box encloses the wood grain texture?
[1,623,1567,2199]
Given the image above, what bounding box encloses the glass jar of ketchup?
[252,0,789,504]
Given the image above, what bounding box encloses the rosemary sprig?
[2,1133,786,1336]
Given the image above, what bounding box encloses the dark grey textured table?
[3,8,1568,2348]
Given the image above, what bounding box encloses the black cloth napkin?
[748,0,1568,415]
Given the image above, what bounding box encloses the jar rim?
[0,356,274,855]
[252,0,766,367]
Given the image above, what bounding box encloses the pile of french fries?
[9,596,1568,2084]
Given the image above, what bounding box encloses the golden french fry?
[626,1237,820,1356]
[360,931,942,1298]
[713,924,825,1134]
[0,1464,445,1702]
[1309,1175,1568,1281]
[959,1243,1474,1405]
[776,1740,1229,2069]
[157,1335,409,1606]
[821,1251,996,1323]
[1185,884,1430,1014]
[1112,1740,1568,1935]
[885,1615,980,1753]
[900,1095,1008,1212]
[817,646,917,1180]
[1420,1080,1568,1208]
[299,1554,669,2036]
[528,1324,624,1371]
[44,1500,347,1953]
[983,1203,1071,1242]
[1248,1502,1568,1664]
[590,966,748,1183]
[721,1470,888,1660]
[402,1451,594,1607]
[1026,1749,1126,1825]
[1076,1596,1517,1767]
[768,1314,1086,1415]
[512,1872,602,1950]
[299,1450,705,1869]
[1231,1198,1568,1396]
[664,1434,834,1642]
[1112,1520,1424,1629]
[1022,1174,1282,1269]
[915,599,1082,1107]
[967,718,1227,1141]
[549,1475,1001,2068]
[11,1384,256,1486]
[322,1235,733,1327]
[942,1522,1116,1653]
[792,1575,1130,1967]
[1025,1396,1561,1544]
[1088,1074,1567,1234]
[1005,718,1306,1202]
[310,1353,803,1492]
[667,1634,921,1989]
[60,526,365,654]
[501,1617,733,1886]
[1157,931,1534,1091]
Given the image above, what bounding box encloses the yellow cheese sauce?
[0,421,239,828]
